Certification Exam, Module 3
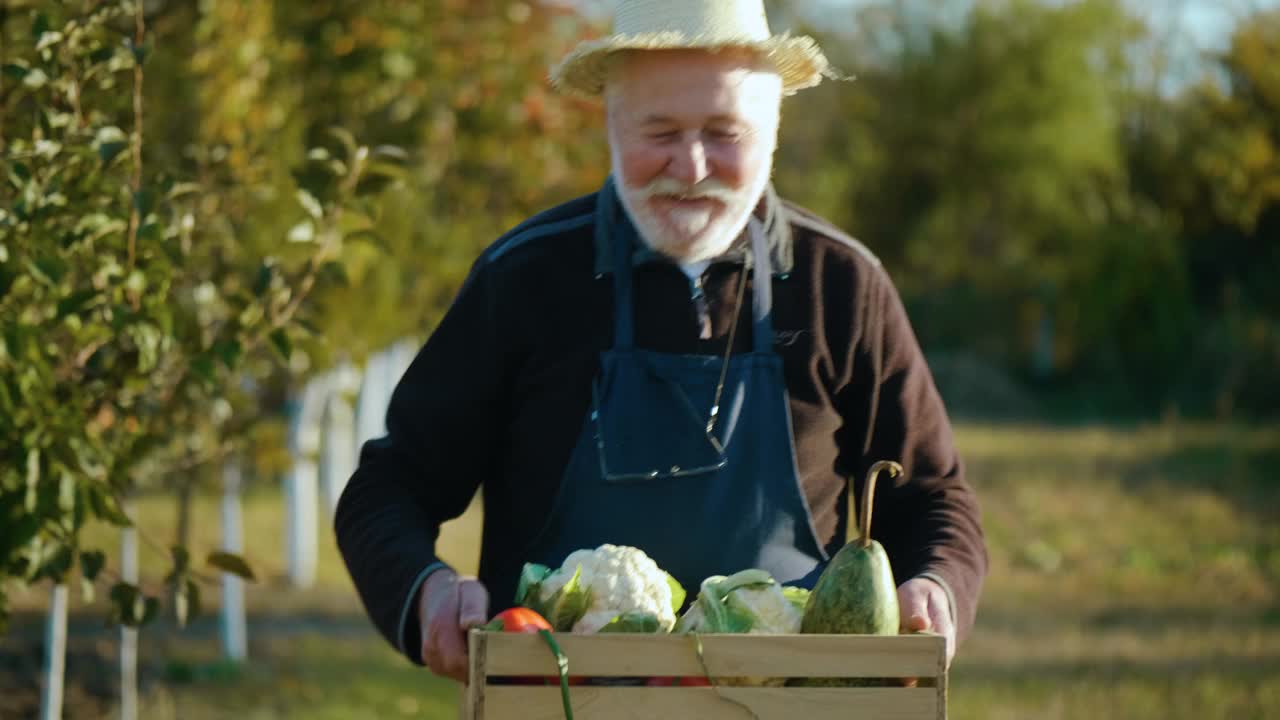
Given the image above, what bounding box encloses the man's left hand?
[897,577,955,668]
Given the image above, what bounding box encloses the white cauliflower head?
[516,544,686,633]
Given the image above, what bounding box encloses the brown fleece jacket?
[334,182,987,664]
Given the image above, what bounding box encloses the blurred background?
[1,0,1276,718]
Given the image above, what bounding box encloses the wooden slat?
[468,631,487,719]
[483,686,939,720]
[478,632,944,678]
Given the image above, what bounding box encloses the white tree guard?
[355,350,392,448]
[388,338,418,388]
[39,584,68,720]
[221,459,248,661]
[119,512,139,720]
[320,362,360,514]
[285,377,326,588]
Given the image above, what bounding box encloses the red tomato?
[484,609,579,686]
[487,607,553,633]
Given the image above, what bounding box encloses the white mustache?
[641,178,736,204]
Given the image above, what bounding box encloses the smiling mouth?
[650,194,722,208]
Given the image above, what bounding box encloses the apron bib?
[511,180,827,606]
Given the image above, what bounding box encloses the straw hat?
[550,0,836,98]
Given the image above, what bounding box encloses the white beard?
[611,148,773,264]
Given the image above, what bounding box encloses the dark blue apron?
[517,181,828,603]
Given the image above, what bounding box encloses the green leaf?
[514,563,553,606]
[287,221,315,243]
[543,565,592,632]
[24,449,40,513]
[94,126,129,166]
[2,64,30,82]
[29,255,68,284]
[138,222,163,243]
[371,145,409,162]
[56,290,99,320]
[597,611,661,633]
[327,127,359,162]
[318,261,349,287]
[35,31,64,52]
[166,182,203,200]
[666,572,686,614]
[80,551,106,582]
[22,68,49,90]
[269,329,292,362]
[212,339,243,369]
[127,38,152,65]
[207,551,257,581]
[296,190,324,220]
[190,353,216,386]
[57,471,75,513]
[86,487,132,527]
[363,161,409,181]
[781,586,811,615]
[32,13,50,41]
[143,596,161,626]
[253,262,274,297]
[134,188,157,218]
[38,546,74,583]
[97,141,129,166]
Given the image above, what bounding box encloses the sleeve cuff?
[396,561,453,663]
[916,571,958,627]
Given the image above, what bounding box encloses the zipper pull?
[691,274,712,340]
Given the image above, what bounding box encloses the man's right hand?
[418,569,490,682]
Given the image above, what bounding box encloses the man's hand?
[897,576,955,668]
[418,569,490,682]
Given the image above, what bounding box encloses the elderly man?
[335,0,987,683]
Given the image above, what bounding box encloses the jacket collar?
[592,176,795,277]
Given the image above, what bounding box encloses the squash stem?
[860,461,903,549]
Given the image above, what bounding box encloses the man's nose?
[666,137,710,186]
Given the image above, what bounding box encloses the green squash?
[797,461,903,686]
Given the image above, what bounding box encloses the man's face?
[606,50,782,264]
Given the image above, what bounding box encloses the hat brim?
[550,32,836,98]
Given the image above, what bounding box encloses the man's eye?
[648,130,679,142]
[707,129,743,142]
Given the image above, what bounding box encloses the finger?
[432,583,469,681]
[900,585,931,633]
[457,579,490,629]
[930,594,957,668]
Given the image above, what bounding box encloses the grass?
[3,421,1278,719]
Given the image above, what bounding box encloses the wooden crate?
[465,631,947,720]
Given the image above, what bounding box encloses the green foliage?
[778,0,1280,418]
[0,1,403,630]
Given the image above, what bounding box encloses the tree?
[0,0,401,629]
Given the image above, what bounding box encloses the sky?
[802,0,1278,49]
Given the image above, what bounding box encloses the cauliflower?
[673,569,812,687]
[515,544,686,633]
[675,569,808,635]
